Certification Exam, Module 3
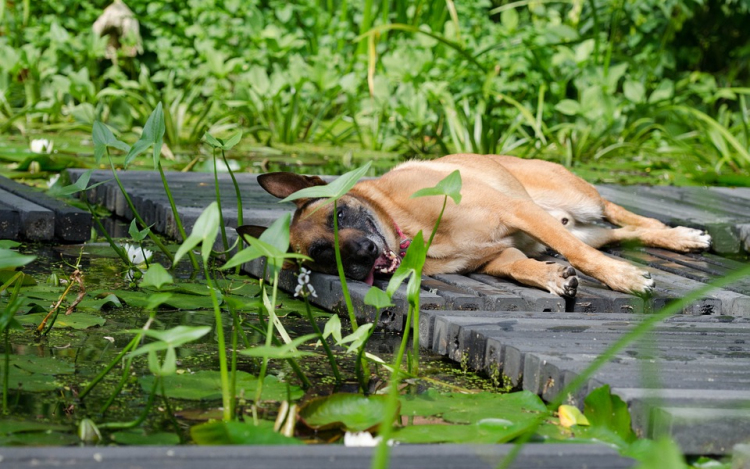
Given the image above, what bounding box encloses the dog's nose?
[356,238,378,257]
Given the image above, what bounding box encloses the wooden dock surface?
[64,169,750,456]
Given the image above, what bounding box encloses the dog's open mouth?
[364,248,401,285]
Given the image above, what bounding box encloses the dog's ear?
[258,172,327,206]
[236,225,267,244]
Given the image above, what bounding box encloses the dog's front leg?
[501,199,655,295]
[482,248,579,297]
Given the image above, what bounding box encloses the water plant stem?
[106,156,174,263]
[332,200,357,330]
[212,149,230,252]
[98,377,159,430]
[303,297,342,385]
[255,270,280,405]
[205,264,231,421]
[157,162,199,270]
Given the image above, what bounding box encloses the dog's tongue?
[364,249,401,286]
[365,269,375,286]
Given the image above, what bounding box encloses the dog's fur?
[241,154,711,297]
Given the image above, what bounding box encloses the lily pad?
[114,289,216,310]
[16,312,105,329]
[400,389,547,424]
[392,418,535,444]
[6,355,75,375]
[110,429,181,445]
[0,367,60,393]
[191,420,302,445]
[139,371,302,402]
[298,393,393,432]
[0,420,70,434]
[0,431,79,446]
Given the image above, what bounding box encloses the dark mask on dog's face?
[238,172,401,285]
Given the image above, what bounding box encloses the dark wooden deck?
[61,169,750,457]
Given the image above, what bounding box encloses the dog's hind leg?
[602,199,667,229]
[571,224,711,252]
[481,248,579,297]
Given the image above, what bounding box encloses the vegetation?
[1,0,749,184]
[0,1,748,467]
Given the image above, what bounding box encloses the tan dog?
[243,154,711,297]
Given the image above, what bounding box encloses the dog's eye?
[337,208,344,220]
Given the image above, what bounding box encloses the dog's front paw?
[604,262,655,296]
[669,226,711,252]
[546,265,579,298]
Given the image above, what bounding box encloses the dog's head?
[238,172,403,285]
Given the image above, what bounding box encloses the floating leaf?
[15,313,105,330]
[0,249,36,270]
[110,430,181,446]
[582,385,635,444]
[0,420,69,434]
[0,367,60,393]
[392,418,534,444]
[140,263,173,290]
[139,371,302,402]
[298,393,393,432]
[5,355,74,375]
[191,420,302,445]
[400,389,547,424]
[239,333,318,359]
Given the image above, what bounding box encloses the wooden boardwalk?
[66,169,750,456]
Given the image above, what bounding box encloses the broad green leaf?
[128,219,151,242]
[49,169,111,196]
[239,333,318,359]
[400,389,547,424]
[392,418,534,444]
[15,313,105,329]
[648,79,674,104]
[582,385,635,444]
[280,161,372,203]
[77,293,122,312]
[127,325,212,358]
[0,420,69,434]
[322,314,342,342]
[0,248,36,270]
[5,355,74,375]
[191,420,302,445]
[386,231,426,299]
[555,99,581,116]
[92,121,130,164]
[338,323,373,353]
[204,132,223,148]
[501,8,518,31]
[627,437,686,469]
[174,202,220,265]
[139,371,303,401]
[298,393,392,432]
[140,263,173,290]
[222,131,242,150]
[623,80,645,103]
[410,170,462,205]
[124,102,166,168]
[364,287,394,309]
[110,430,181,446]
[0,241,21,249]
[0,431,79,446]
[0,367,59,393]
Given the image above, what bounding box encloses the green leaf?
[555,99,581,116]
[648,79,674,104]
[0,240,21,249]
[174,202,220,265]
[582,385,635,444]
[501,8,518,31]
[191,420,302,445]
[15,313,105,329]
[224,213,308,271]
[4,355,75,375]
[280,161,372,203]
[410,170,462,205]
[364,287,394,309]
[558,404,590,427]
[392,418,534,444]
[50,169,111,196]
[298,393,393,432]
[124,102,166,169]
[386,231,426,299]
[140,264,173,290]
[0,367,60,393]
[92,121,130,164]
[127,325,212,358]
[128,219,151,242]
[110,430,181,446]
[400,389,547,424]
[139,371,303,401]
[222,131,242,150]
[322,314,342,342]
[627,437,686,469]
[0,248,36,270]
[239,333,318,359]
[623,80,646,103]
[204,132,223,148]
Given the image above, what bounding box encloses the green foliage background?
[1,0,749,182]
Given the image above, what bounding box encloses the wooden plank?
[0,190,54,241]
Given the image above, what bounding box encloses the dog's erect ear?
[258,172,327,205]
[236,225,267,244]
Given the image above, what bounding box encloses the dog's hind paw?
[547,265,579,298]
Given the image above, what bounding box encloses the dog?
[239,154,711,297]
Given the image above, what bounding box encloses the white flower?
[343,431,394,447]
[47,174,60,188]
[121,243,153,265]
[30,139,53,154]
[294,267,317,298]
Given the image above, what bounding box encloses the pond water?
[2,234,503,446]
